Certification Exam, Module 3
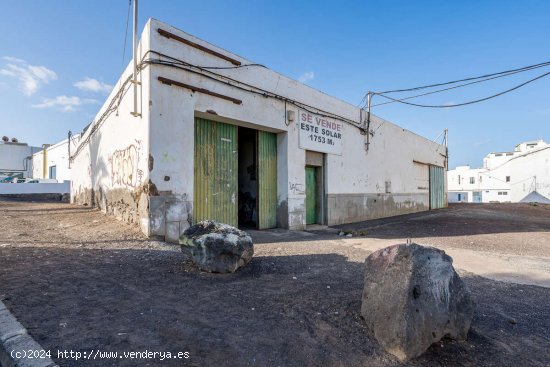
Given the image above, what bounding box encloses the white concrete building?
[0,138,41,180]
[70,18,447,242]
[32,136,80,182]
[448,140,550,203]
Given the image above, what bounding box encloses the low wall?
[0,182,70,195]
[326,193,429,226]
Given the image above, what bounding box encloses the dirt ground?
[0,200,549,367]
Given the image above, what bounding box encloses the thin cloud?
[0,56,57,95]
[74,77,113,94]
[32,95,98,112]
[298,71,315,84]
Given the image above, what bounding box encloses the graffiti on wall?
[109,139,143,188]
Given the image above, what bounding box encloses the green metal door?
[257,131,277,229]
[429,165,445,209]
[305,167,316,224]
[194,117,238,226]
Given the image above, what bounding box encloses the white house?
[70,18,447,242]
[448,140,550,203]
[32,135,80,182]
[0,137,41,180]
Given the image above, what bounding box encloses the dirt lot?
[0,200,549,367]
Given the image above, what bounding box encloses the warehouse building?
[70,18,447,242]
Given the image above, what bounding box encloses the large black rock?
[179,220,253,273]
[361,243,475,362]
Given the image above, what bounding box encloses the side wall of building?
[146,19,446,241]
[70,23,152,234]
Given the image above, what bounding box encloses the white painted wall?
[0,182,69,194]
[0,142,40,178]
[70,22,152,233]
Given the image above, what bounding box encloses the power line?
[121,0,132,70]
[371,63,550,107]
[375,70,550,108]
[376,60,550,95]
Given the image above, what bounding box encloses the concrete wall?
[0,182,69,194]
[0,142,40,178]
[145,18,446,239]
[70,22,152,234]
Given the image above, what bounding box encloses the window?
[498,192,503,195]
[458,175,461,185]
[469,177,475,184]
[503,191,508,195]
[479,176,482,183]
[506,176,510,182]
[49,165,57,180]
[495,153,502,157]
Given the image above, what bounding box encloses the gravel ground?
[0,200,549,367]
[337,203,550,258]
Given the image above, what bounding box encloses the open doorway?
[238,127,258,229]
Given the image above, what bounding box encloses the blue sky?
[0,0,549,168]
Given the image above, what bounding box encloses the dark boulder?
[361,243,474,362]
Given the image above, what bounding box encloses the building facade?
[448,140,550,203]
[0,138,41,180]
[32,136,79,182]
[70,19,447,242]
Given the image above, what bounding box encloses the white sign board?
[298,110,343,155]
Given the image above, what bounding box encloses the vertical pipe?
[132,0,139,117]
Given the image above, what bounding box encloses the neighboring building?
[448,140,550,203]
[0,137,41,180]
[32,136,80,182]
[70,18,447,242]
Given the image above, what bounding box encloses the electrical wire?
[121,0,131,70]
[142,51,363,128]
[371,63,550,107]
[377,60,550,95]
[71,50,365,160]
[375,70,550,108]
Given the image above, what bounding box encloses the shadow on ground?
[1,245,549,367]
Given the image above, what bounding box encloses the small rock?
[345,233,353,238]
[338,231,345,236]
[509,318,517,324]
[292,276,297,280]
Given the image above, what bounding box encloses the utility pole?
[444,128,449,170]
[364,91,372,151]
[131,0,141,117]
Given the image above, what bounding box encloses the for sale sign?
[298,110,343,155]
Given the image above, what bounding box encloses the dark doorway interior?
[238,127,258,229]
